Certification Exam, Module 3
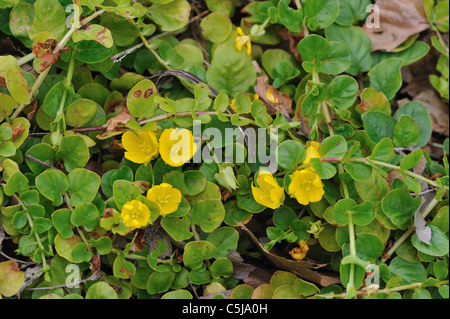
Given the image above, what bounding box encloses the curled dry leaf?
[253,63,293,118]
[237,221,340,286]
[96,106,133,139]
[363,0,430,52]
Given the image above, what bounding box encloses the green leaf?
[148,0,191,32]
[188,182,225,233]
[276,140,306,170]
[357,88,391,115]
[160,215,193,241]
[74,40,115,64]
[297,34,330,64]
[4,171,29,196]
[113,253,136,279]
[303,0,339,30]
[183,170,206,196]
[0,93,18,122]
[206,43,256,96]
[278,0,303,33]
[5,64,32,105]
[368,58,403,101]
[325,24,373,75]
[326,75,358,109]
[400,149,424,171]
[113,180,141,211]
[210,257,233,279]
[29,0,66,40]
[71,242,92,263]
[127,80,158,119]
[52,209,74,238]
[273,206,297,231]
[55,136,90,172]
[310,158,337,179]
[362,111,398,143]
[72,24,113,48]
[85,282,118,299]
[321,42,352,75]
[65,99,98,128]
[370,138,394,162]
[389,257,427,284]
[25,143,55,175]
[206,227,239,259]
[344,161,372,181]
[335,0,371,25]
[70,203,100,232]
[183,240,216,270]
[67,168,101,207]
[319,135,347,159]
[147,270,175,295]
[393,115,421,148]
[393,101,432,148]
[200,12,232,43]
[9,3,34,47]
[381,189,421,230]
[35,169,69,206]
[412,225,449,257]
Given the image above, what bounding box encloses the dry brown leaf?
[237,222,340,287]
[363,0,430,52]
[96,106,133,139]
[414,89,449,136]
[253,66,293,118]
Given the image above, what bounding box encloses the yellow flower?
[288,169,324,205]
[289,240,309,261]
[303,141,321,164]
[147,183,182,217]
[235,27,251,56]
[251,170,285,209]
[120,200,151,230]
[159,128,197,167]
[266,88,279,104]
[122,130,159,164]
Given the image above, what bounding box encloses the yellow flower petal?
[288,169,324,205]
[159,128,196,167]
[252,171,284,209]
[303,141,321,164]
[122,130,159,164]
[120,200,151,230]
[147,183,182,217]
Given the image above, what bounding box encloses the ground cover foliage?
[0,0,448,300]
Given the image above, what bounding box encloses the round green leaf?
[206,226,239,259]
[393,114,421,148]
[127,79,158,119]
[65,99,98,128]
[67,168,101,207]
[326,75,358,109]
[393,101,432,148]
[276,140,306,170]
[412,225,449,257]
[35,169,69,206]
[319,135,347,159]
[368,58,403,101]
[55,136,90,172]
[206,43,256,97]
[52,208,74,238]
[70,203,100,232]
[147,0,191,32]
[201,12,232,43]
[381,189,421,230]
[85,282,118,299]
[183,240,216,270]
